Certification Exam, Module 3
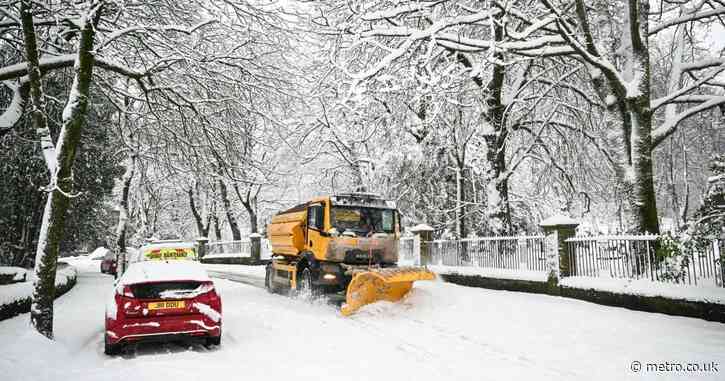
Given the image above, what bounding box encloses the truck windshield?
[330,207,395,235]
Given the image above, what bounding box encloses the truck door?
[306,203,326,256]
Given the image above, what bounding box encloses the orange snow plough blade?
[340,267,436,316]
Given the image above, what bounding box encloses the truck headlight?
[323,274,336,280]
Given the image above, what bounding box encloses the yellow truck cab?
[266,193,434,315]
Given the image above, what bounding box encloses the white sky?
[709,24,725,51]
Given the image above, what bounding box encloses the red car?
[105,260,222,354]
[100,252,117,275]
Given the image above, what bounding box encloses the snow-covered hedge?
[0,264,78,321]
[438,271,725,323]
[0,266,29,285]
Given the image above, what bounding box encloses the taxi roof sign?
[140,242,197,261]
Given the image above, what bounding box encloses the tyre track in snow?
[209,268,576,378]
[208,269,553,378]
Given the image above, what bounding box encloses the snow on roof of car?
[88,247,109,260]
[118,260,210,286]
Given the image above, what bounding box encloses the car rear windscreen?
[130,281,204,299]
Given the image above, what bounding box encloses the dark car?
[100,252,117,275]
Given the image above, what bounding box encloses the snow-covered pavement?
[1,260,724,381]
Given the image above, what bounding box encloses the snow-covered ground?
[430,265,725,304]
[429,265,549,282]
[202,263,266,278]
[561,276,725,304]
[1,259,724,381]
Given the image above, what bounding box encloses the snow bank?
[429,265,549,282]
[0,266,28,283]
[560,276,725,305]
[118,261,210,286]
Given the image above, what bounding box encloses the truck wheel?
[297,268,320,300]
[265,264,278,294]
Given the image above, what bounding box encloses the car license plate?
[148,300,185,310]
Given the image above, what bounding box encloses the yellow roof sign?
[143,247,196,261]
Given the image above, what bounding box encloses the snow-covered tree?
[536,0,725,233]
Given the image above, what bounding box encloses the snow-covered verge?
[1,259,724,381]
[0,264,77,321]
[202,263,266,278]
[0,266,29,284]
[430,264,725,305]
[560,276,725,305]
[429,265,549,282]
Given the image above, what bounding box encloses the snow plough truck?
[265,193,435,315]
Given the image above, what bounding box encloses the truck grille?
[344,249,383,264]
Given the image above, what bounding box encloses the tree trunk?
[482,16,512,235]
[218,179,241,240]
[622,0,659,234]
[232,183,259,235]
[20,0,55,336]
[449,15,512,235]
[567,0,659,234]
[115,153,135,276]
[242,198,258,234]
[28,2,100,338]
[679,134,689,226]
[350,147,367,192]
[188,186,210,237]
[212,214,222,240]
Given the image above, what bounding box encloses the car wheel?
[206,335,221,347]
[104,334,120,355]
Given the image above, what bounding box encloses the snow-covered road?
[1,259,724,381]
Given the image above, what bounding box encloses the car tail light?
[197,281,215,295]
[115,285,142,317]
[118,285,134,298]
[194,282,221,314]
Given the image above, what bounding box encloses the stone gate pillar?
[196,236,209,259]
[409,224,434,266]
[539,215,580,279]
[249,233,262,263]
